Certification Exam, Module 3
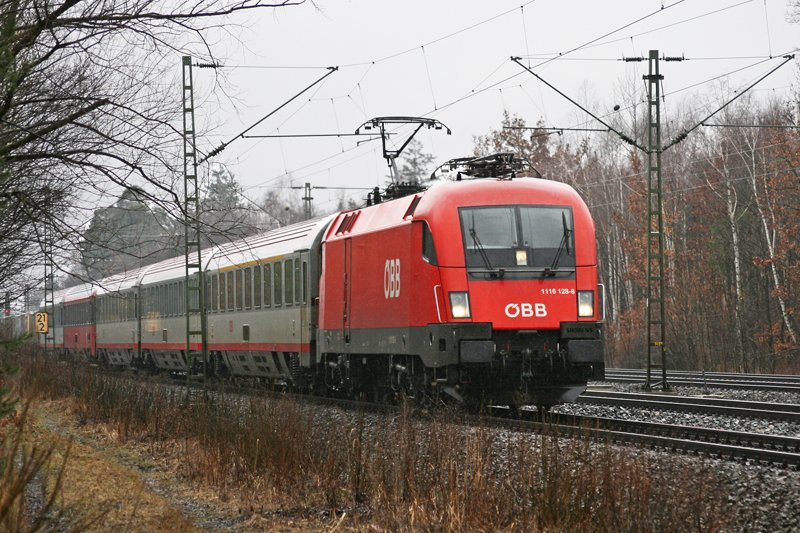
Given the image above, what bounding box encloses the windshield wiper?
[469,228,504,279]
[543,212,572,278]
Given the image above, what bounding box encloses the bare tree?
[0,0,307,302]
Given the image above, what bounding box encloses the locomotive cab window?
[460,205,575,278]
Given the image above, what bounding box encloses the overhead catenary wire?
[198,66,338,164]
[511,56,643,150]
[216,0,791,215]
[663,54,795,149]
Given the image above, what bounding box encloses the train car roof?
[94,265,150,296]
[206,214,337,273]
[136,214,337,286]
[60,282,95,304]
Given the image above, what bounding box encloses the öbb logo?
[384,258,400,298]
[505,303,547,318]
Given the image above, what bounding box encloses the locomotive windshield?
[460,205,575,278]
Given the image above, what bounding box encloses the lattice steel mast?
[43,220,55,351]
[643,51,668,391]
[182,56,208,378]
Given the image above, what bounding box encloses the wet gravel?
[547,382,800,531]
[553,382,800,437]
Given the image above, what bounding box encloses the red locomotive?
[319,166,603,408]
[33,153,603,409]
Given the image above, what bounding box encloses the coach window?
[235,269,243,311]
[211,274,218,312]
[244,267,253,310]
[253,266,262,309]
[284,259,293,306]
[273,262,282,307]
[226,271,234,311]
[293,258,301,304]
[217,274,225,312]
[264,264,272,307]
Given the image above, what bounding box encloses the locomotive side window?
[284,259,293,306]
[263,264,272,307]
[226,271,234,311]
[273,262,282,307]
[422,222,438,265]
[244,268,252,310]
[254,266,262,309]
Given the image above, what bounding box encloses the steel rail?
[606,368,800,384]
[603,370,800,393]
[578,390,800,421]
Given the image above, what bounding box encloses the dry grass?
[7,350,730,532]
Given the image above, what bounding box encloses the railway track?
[91,364,800,468]
[560,415,800,468]
[577,389,800,422]
[604,368,800,393]
[482,410,800,468]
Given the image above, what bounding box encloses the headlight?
[515,249,528,266]
[578,290,594,317]
[449,292,471,319]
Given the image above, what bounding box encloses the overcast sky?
[189,0,799,212]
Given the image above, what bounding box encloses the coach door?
[299,251,310,356]
[343,238,352,345]
[135,289,142,363]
